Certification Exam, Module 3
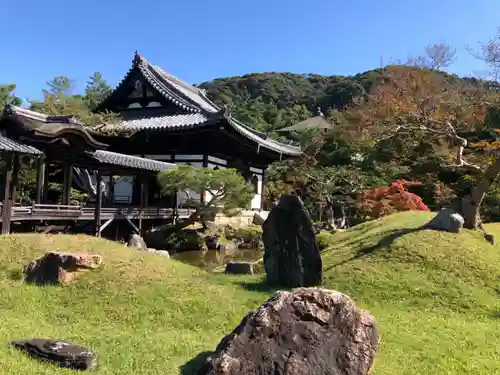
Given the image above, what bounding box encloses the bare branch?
[467,26,500,81]
[407,42,456,70]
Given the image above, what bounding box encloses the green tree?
[29,76,117,127]
[158,165,254,231]
[85,72,112,110]
[0,84,22,111]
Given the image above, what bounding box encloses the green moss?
[0,211,498,374]
[316,230,335,250]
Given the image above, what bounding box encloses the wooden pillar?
[62,163,72,205]
[42,160,49,204]
[261,168,267,211]
[95,171,102,237]
[143,175,149,209]
[201,154,208,203]
[11,153,20,207]
[1,153,14,234]
[35,156,45,204]
[138,173,145,232]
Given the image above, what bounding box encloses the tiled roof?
[88,150,177,172]
[276,116,333,132]
[3,105,108,149]
[117,113,209,131]
[98,51,302,157]
[0,134,42,155]
[226,117,302,156]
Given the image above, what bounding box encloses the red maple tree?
[357,179,430,219]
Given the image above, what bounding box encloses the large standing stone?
[11,338,97,371]
[23,252,102,285]
[200,288,380,375]
[425,208,464,233]
[263,194,322,287]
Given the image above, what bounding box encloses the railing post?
[35,155,45,204]
[94,171,102,237]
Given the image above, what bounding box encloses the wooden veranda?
[0,106,182,236]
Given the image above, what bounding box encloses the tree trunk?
[170,211,201,232]
[461,157,500,229]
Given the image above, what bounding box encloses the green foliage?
[315,230,335,250]
[0,84,22,111]
[85,72,112,111]
[233,224,262,241]
[158,165,255,216]
[165,230,205,251]
[29,75,118,127]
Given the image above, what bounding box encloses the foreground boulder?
[11,338,97,371]
[263,194,322,287]
[200,288,380,375]
[425,208,464,233]
[23,252,102,285]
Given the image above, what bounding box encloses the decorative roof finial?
[133,50,142,66]
[317,106,324,117]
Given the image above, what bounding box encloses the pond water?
[171,247,263,271]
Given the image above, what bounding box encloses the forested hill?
[198,67,498,132]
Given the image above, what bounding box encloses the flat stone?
[225,262,253,275]
[11,338,97,371]
[155,250,170,258]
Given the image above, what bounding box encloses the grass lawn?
[0,211,499,374]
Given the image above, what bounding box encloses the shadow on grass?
[235,278,279,293]
[179,351,212,375]
[0,266,24,281]
[324,226,425,272]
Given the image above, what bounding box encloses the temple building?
[92,52,301,210]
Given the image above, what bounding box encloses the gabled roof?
[97,52,302,157]
[97,51,220,114]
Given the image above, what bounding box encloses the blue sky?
[1,0,499,103]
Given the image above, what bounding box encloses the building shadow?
[179,351,213,375]
[324,226,425,272]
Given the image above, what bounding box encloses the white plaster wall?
[250,173,263,210]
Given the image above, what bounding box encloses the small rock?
[484,233,496,245]
[11,338,97,371]
[155,250,170,258]
[425,208,464,233]
[23,252,102,285]
[218,242,237,254]
[225,262,254,275]
[205,235,220,250]
[252,211,269,226]
[127,234,147,249]
[200,288,380,375]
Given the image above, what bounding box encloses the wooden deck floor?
[0,204,192,222]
